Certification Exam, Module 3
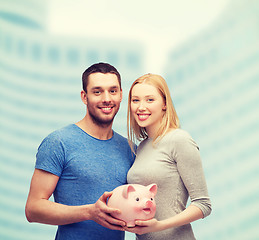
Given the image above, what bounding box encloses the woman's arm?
[126,131,211,235]
[25,169,125,230]
[125,205,203,235]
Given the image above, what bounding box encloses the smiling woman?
[126,73,211,239]
[128,73,180,145]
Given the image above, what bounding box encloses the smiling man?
[80,71,122,130]
[25,63,135,240]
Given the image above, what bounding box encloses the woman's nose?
[138,101,146,110]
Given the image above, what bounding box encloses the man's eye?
[110,90,117,94]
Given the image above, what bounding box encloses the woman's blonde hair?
[127,73,180,151]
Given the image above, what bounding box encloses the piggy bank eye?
[150,198,153,201]
[136,197,140,201]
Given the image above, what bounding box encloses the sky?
[47,0,230,73]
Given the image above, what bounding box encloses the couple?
[25,62,211,240]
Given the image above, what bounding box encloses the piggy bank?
[107,184,157,227]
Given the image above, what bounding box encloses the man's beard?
[87,104,120,128]
[88,110,114,127]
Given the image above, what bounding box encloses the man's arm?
[25,169,125,230]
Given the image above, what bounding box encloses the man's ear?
[81,90,88,105]
[120,89,123,102]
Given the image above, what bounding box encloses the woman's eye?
[132,99,139,103]
[147,98,154,102]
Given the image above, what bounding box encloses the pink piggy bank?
[108,184,157,227]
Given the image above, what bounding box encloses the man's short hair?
[82,62,121,92]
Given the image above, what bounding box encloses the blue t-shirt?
[36,124,135,240]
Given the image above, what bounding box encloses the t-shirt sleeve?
[172,131,212,218]
[35,132,65,177]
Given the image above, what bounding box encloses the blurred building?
[1,0,259,239]
[0,1,144,239]
[164,0,259,239]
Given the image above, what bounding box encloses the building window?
[126,53,140,68]
[4,34,13,53]
[16,38,26,58]
[86,50,99,63]
[106,51,119,65]
[67,48,79,65]
[48,46,60,64]
[31,43,42,61]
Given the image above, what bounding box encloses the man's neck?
[75,116,113,140]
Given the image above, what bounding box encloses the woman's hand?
[124,218,162,235]
[125,205,204,235]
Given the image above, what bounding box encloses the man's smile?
[99,106,114,114]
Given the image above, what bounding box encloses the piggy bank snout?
[145,200,154,208]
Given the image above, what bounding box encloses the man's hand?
[89,191,126,231]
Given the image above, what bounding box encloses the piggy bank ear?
[148,184,157,196]
[122,185,136,199]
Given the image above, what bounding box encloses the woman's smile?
[137,114,150,121]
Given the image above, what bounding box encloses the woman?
[126,74,211,239]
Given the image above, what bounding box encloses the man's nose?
[102,91,111,102]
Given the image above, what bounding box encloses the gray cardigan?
[127,128,211,240]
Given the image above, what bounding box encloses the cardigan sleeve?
[172,130,212,218]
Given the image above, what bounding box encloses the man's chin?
[88,108,119,127]
[91,116,115,127]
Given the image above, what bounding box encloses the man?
[25,63,135,240]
